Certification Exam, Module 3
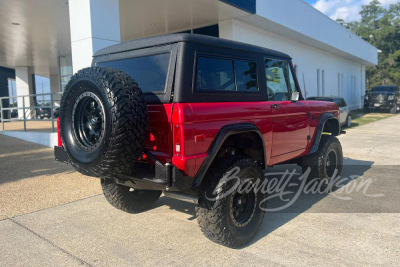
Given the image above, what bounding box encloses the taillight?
[57,117,62,147]
[174,124,182,157]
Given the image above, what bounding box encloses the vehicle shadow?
[153,157,374,247]
[155,197,197,220]
[0,134,75,184]
[250,157,374,247]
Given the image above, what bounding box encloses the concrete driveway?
[1,115,400,266]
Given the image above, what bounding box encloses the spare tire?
[59,67,148,177]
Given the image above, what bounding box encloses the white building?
[0,0,377,111]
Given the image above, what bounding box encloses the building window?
[176,24,219,37]
[322,70,325,96]
[317,69,321,96]
[338,73,344,96]
[59,55,73,90]
[351,75,356,103]
[341,73,344,96]
[193,25,219,37]
[7,79,16,107]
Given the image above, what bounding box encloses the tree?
[345,1,400,89]
[360,0,385,30]
[336,19,349,29]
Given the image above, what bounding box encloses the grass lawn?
[349,110,399,128]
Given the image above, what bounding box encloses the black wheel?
[301,135,343,185]
[196,156,266,248]
[345,114,352,128]
[101,179,161,213]
[59,67,148,177]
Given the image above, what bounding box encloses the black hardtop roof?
[94,33,291,59]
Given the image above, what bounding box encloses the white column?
[50,75,60,92]
[15,67,34,119]
[69,0,121,73]
[50,74,61,104]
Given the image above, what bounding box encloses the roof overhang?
[119,0,250,41]
[0,0,251,77]
[0,0,71,77]
[251,0,378,66]
[0,0,377,79]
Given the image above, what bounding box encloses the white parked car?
[307,96,352,128]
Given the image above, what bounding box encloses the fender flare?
[308,113,340,155]
[191,123,266,188]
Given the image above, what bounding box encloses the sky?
[305,0,399,22]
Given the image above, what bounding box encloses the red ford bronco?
[55,34,343,248]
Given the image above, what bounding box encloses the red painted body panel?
[305,100,340,151]
[144,104,174,164]
[57,101,339,177]
[57,100,339,178]
[153,100,339,177]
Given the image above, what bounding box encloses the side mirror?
[291,92,300,102]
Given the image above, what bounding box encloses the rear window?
[98,53,170,93]
[195,56,258,92]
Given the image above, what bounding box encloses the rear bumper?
[54,146,194,191]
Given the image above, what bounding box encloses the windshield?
[371,87,396,93]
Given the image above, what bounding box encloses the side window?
[196,57,235,91]
[234,60,258,92]
[195,56,258,92]
[265,58,296,101]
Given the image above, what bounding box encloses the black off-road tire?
[345,114,352,128]
[196,156,266,249]
[59,67,148,177]
[101,179,161,213]
[301,135,343,185]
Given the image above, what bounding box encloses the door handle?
[272,104,280,109]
